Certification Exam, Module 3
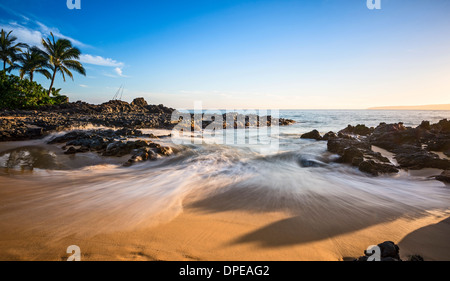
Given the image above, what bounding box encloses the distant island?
[368,104,450,110]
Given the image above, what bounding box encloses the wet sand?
[0,173,449,261]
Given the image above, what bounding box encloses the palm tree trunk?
[2,61,5,71]
[48,69,57,96]
[30,72,34,82]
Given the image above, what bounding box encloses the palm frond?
[35,69,52,79]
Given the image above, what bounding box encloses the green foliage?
[41,32,86,95]
[0,71,68,109]
[1,29,28,71]
[1,29,87,98]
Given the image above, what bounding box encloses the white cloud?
[0,9,127,77]
[0,22,43,46]
[102,67,128,78]
[0,18,91,49]
[79,84,89,88]
[114,67,123,76]
[79,54,123,67]
[81,57,128,78]
[35,21,90,48]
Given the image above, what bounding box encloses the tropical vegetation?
[0,29,86,109]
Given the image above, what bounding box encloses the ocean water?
[279,109,450,134]
[0,110,449,237]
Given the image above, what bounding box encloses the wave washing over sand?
[0,110,449,261]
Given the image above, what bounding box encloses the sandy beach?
[0,170,449,261]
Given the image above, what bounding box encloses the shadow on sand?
[399,217,450,261]
[187,183,436,247]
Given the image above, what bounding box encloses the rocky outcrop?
[358,160,399,176]
[301,130,322,140]
[328,138,398,176]
[322,131,337,140]
[339,124,373,136]
[321,119,450,176]
[394,148,450,170]
[48,129,174,167]
[0,98,295,142]
[0,121,44,141]
[130,97,148,108]
[177,112,295,131]
[327,138,371,155]
[0,100,176,142]
[436,170,450,183]
[369,122,420,151]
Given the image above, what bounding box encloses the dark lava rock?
[116,128,143,137]
[358,160,399,176]
[370,122,420,150]
[418,120,431,130]
[0,120,44,141]
[131,97,148,108]
[322,131,337,140]
[301,130,322,140]
[351,156,364,167]
[430,119,450,133]
[327,138,371,155]
[0,98,179,142]
[327,136,398,175]
[278,118,296,126]
[48,128,176,167]
[340,147,364,164]
[394,149,450,170]
[0,98,296,142]
[436,170,450,183]
[327,119,450,175]
[100,100,134,113]
[157,146,173,156]
[378,241,401,260]
[426,136,450,153]
[339,124,373,136]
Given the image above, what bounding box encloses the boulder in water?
[322,131,337,140]
[436,170,450,184]
[301,130,322,140]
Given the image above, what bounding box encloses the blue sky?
[1,0,449,109]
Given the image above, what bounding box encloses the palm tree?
[16,47,52,82]
[41,32,86,95]
[0,29,28,71]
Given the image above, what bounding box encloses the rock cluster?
[1,98,295,142]
[48,128,173,167]
[0,98,176,142]
[302,119,450,179]
[176,112,296,131]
